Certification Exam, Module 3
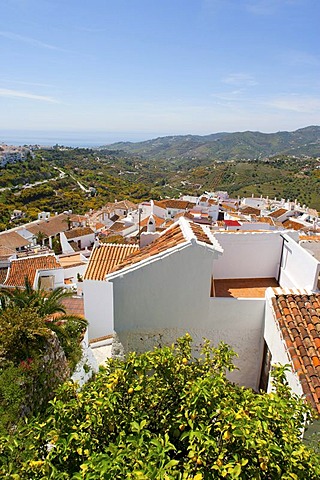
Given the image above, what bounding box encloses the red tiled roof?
[189,222,212,245]
[269,208,288,218]
[70,215,87,222]
[299,235,320,242]
[58,253,86,268]
[140,215,165,228]
[111,200,136,210]
[65,227,94,239]
[27,213,70,237]
[84,244,139,280]
[224,220,241,227]
[109,222,126,233]
[154,199,194,210]
[272,293,320,414]
[109,219,217,275]
[0,231,30,249]
[110,223,186,273]
[282,219,305,231]
[0,245,16,259]
[240,206,261,215]
[255,216,275,226]
[4,254,61,288]
[61,297,84,317]
[94,222,105,230]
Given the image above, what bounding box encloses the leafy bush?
[0,335,319,479]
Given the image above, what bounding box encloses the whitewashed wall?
[151,201,166,219]
[60,232,74,254]
[111,246,212,333]
[83,280,114,339]
[63,264,87,283]
[207,298,265,389]
[110,245,265,390]
[279,235,320,291]
[213,232,283,279]
[242,197,268,209]
[35,268,64,289]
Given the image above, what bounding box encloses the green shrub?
[0,335,319,479]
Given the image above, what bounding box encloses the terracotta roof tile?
[108,221,127,233]
[189,222,212,245]
[140,214,165,229]
[65,227,94,239]
[4,254,61,288]
[109,219,219,275]
[70,215,87,223]
[113,200,137,210]
[27,213,70,237]
[240,206,261,215]
[0,245,16,259]
[272,293,320,414]
[61,297,84,317]
[84,244,139,280]
[282,219,305,231]
[299,235,320,241]
[58,253,87,268]
[110,223,186,273]
[255,216,275,226]
[0,231,30,249]
[154,199,194,210]
[268,208,288,218]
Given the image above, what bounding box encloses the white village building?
[83,217,320,422]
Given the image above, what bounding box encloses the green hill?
[103,126,320,161]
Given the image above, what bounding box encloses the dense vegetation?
[0,335,319,478]
[1,128,320,231]
[0,282,87,434]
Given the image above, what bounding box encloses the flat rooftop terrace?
[213,278,279,298]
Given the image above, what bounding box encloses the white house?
[60,227,95,254]
[82,217,320,419]
[1,254,64,290]
[83,243,139,340]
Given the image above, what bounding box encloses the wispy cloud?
[222,73,258,87]
[0,31,61,50]
[266,94,320,113]
[0,78,55,88]
[0,88,59,103]
[245,0,301,15]
[280,49,320,67]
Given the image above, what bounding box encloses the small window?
[210,277,215,297]
[39,275,54,291]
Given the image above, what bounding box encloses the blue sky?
[1,0,320,142]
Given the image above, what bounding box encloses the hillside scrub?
[0,335,319,479]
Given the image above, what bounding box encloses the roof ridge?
[179,217,197,243]
[97,243,139,249]
[11,253,58,262]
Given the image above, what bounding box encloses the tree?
[35,230,47,246]
[0,279,87,370]
[0,281,88,434]
[1,335,319,479]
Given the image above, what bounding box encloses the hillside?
[104,126,320,161]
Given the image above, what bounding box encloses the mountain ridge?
[101,126,320,161]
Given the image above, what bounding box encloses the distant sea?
[1,130,159,148]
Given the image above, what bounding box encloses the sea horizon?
[0,130,164,148]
